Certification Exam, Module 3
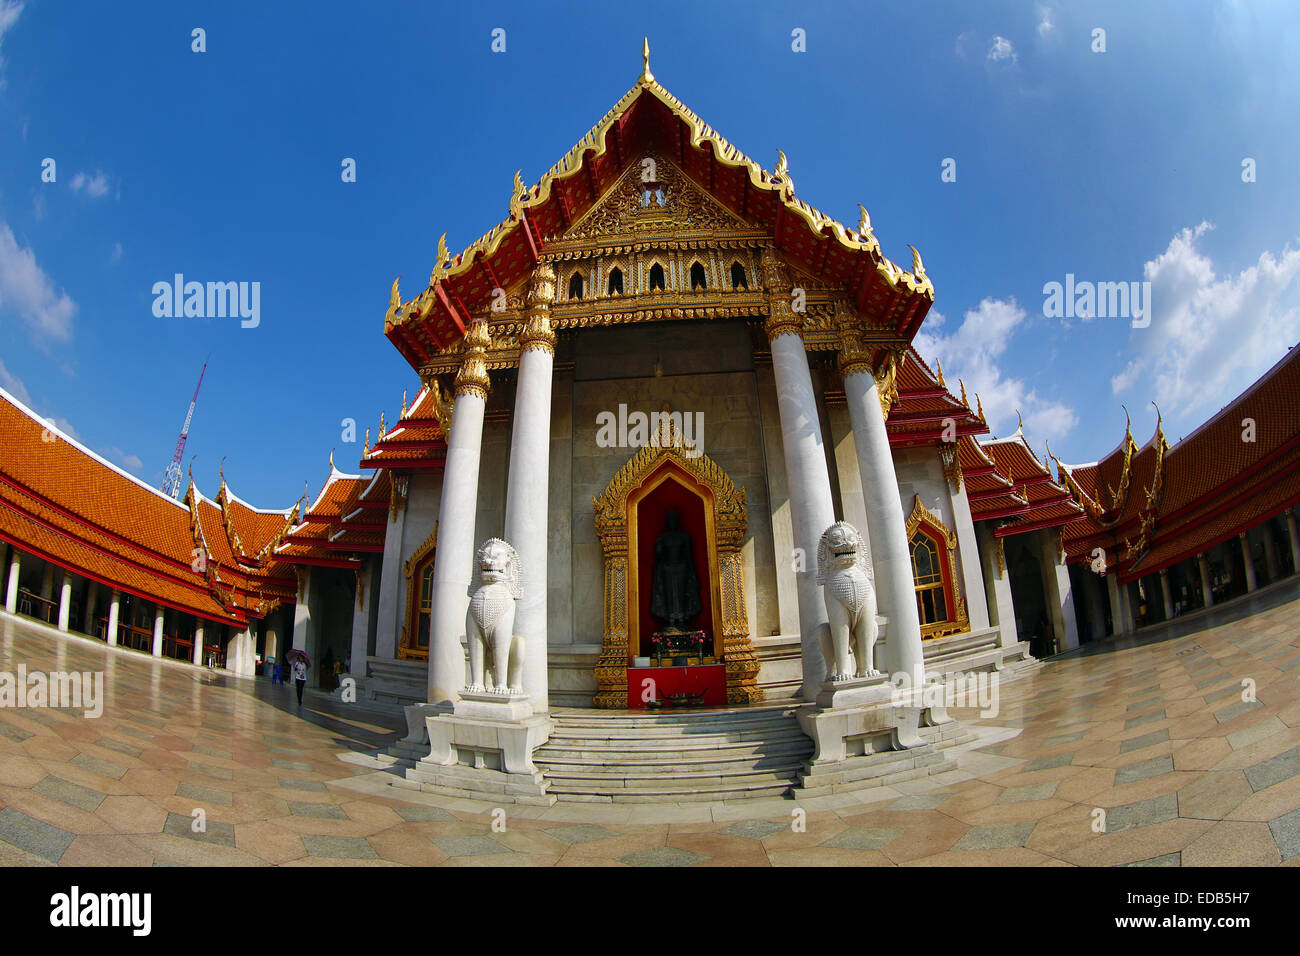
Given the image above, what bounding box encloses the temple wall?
[556,320,780,660]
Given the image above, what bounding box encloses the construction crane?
[161,360,208,498]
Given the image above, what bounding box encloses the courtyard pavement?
[1,596,1298,867]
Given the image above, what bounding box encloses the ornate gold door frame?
[398,523,437,661]
[591,420,762,707]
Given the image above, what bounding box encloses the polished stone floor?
[0,595,1297,867]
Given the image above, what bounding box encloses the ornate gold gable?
[905,495,969,640]
[592,415,762,707]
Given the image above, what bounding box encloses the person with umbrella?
[286,648,311,705]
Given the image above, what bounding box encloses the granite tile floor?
[1,595,1298,867]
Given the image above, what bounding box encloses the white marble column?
[842,358,925,682]
[39,562,55,602]
[1240,533,1257,592]
[1263,527,1280,583]
[504,263,556,712]
[151,605,165,656]
[292,567,315,654]
[949,478,991,631]
[766,324,834,697]
[1286,510,1300,576]
[1160,569,1174,620]
[192,620,205,666]
[106,590,120,646]
[1040,530,1079,651]
[57,571,73,631]
[977,525,1018,646]
[348,565,369,678]
[1197,553,1214,608]
[2,547,16,614]
[427,318,492,709]
[264,614,279,669]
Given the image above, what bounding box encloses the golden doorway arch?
[592,417,762,707]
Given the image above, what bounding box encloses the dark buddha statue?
[650,508,701,632]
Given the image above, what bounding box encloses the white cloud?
[70,170,110,198]
[0,357,31,405]
[0,221,76,342]
[1111,222,1300,415]
[0,1,22,90]
[914,296,1079,443]
[104,447,144,473]
[1037,5,1055,38]
[988,35,1017,64]
[110,241,123,264]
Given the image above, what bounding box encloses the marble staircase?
[534,705,814,803]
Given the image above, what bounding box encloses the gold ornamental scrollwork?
[453,319,492,399]
[592,417,762,707]
[397,524,437,661]
[520,261,557,354]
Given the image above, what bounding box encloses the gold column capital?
[759,246,802,341]
[454,318,492,399]
[520,261,557,354]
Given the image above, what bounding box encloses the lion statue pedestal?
[406,538,556,805]
[791,522,968,798]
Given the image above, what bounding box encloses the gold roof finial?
[909,244,927,281]
[958,378,968,407]
[378,410,387,442]
[510,169,525,220]
[401,389,408,417]
[640,37,654,84]
[1015,409,1024,433]
[363,427,370,457]
[430,233,449,286]
[389,276,401,312]
[329,448,335,470]
[857,204,875,243]
[976,394,986,423]
[935,359,946,387]
[774,150,793,193]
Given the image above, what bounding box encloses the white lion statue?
[465,538,525,695]
[816,521,879,681]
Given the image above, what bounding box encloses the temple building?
[2,45,1298,801]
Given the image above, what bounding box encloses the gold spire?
[378,411,386,442]
[639,37,653,84]
[329,448,335,470]
[401,389,408,417]
[935,359,946,387]
[363,427,370,457]
[976,394,985,423]
[959,378,968,407]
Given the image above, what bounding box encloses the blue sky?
[1,0,1297,504]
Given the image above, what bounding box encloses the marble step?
[551,707,801,729]
[536,738,813,763]
[544,725,807,744]
[536,749,811,775]
[545,780,796,803]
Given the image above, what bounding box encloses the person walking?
[293,657,308,705]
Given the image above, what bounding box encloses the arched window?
[399,525,438,661]
[911,532,948,626]
[904,495,969,639]
[568,272,584,301]
[730,262,748,290]
[690,261,707,290]
[649,263,666,291]
[607,267,624,296]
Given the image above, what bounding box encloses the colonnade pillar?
[761,250,834,698]
[106,590,120,646]
[427,318,491,709]
[504,264,556,712]
[1286,510,1300,575]
[151,606,165,656]
[842,352,925,682]
[57,571,73,631]
[1198,553,1214,608]
[1240,532,1257,592]
[1160,569,1174,620]
[3,549,18,614]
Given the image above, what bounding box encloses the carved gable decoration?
[562,157,749,242]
